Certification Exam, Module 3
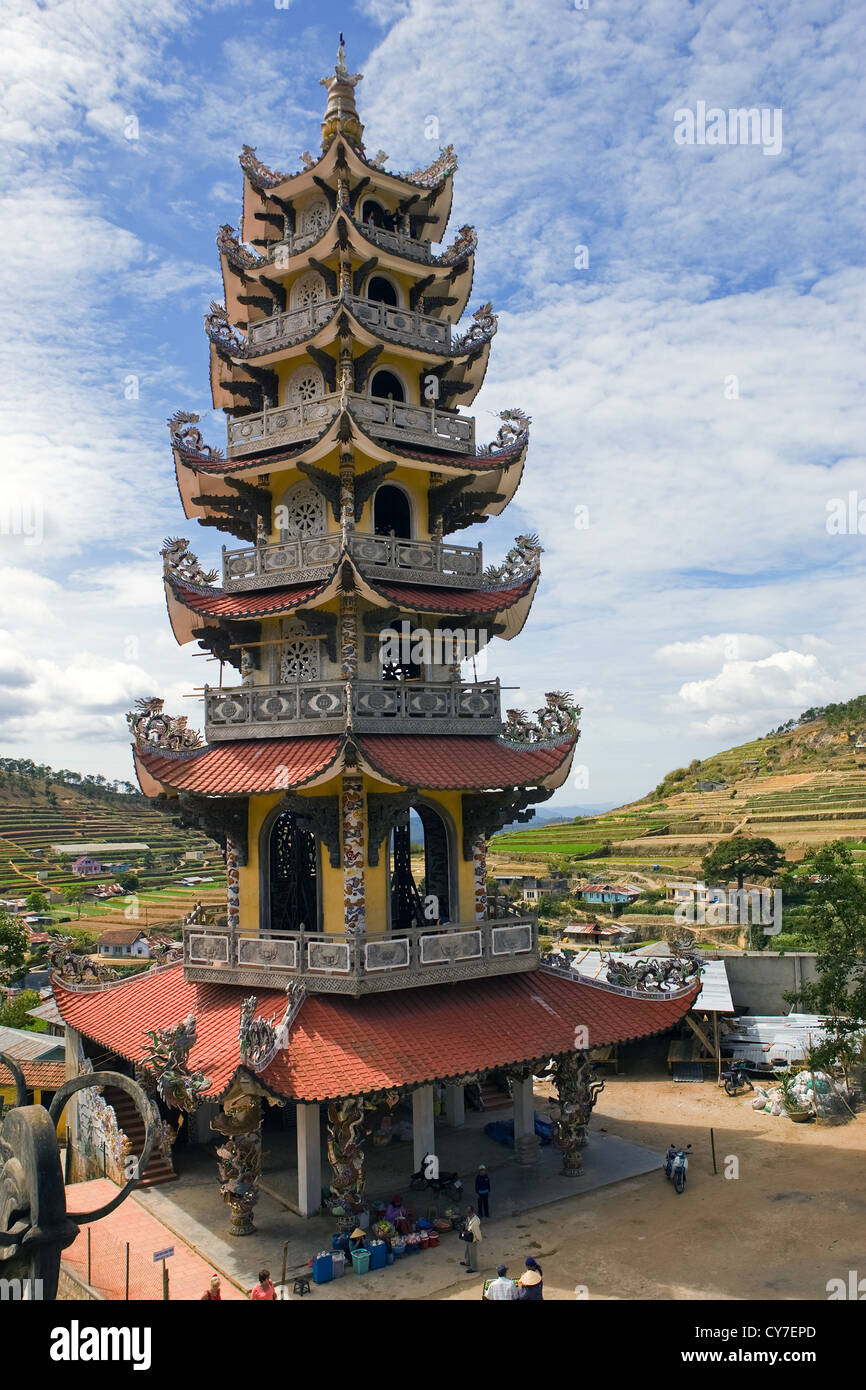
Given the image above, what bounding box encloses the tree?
[0,988,42,1030]
[0,909,29,985]
[118,873,139,894]
[701,836,785,892]
[24,890,50,915]
[789,842,866,1028]
[61,883,86,919]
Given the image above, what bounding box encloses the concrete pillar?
[512,1073,540,1166]
[443,1084,465,1128]
[297,1102,322,1218]
[412,1085,436,1171]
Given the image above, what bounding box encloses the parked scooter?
[664,1142,691,1194]
[721,1060,754,1096]
[409,1153,463,1199]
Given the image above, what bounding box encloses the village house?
[96,928,151,959]
[71,855,102,877]
[578,883,641,905]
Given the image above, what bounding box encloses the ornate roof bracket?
[296,607,338,663]
[308,257,338,297]
[352,256,378,295]
[258,275,287,312]
[192,620,261,673]
[353,344,383,392]
[279,792,341,868]
[409,275,435,311]
[297,460,343,521]
[428,474,476,533]
[367,791,417,866]
[269,195,296,229]
[353,460,394,520]
[441,490,506,535]
[305,343,337,392]
[312,175,338,210]
[174,793,249,865]
[461,788,553,860]
[347,176,370,213]
[336,216,350,251]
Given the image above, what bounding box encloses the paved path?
[62,1178,247,1301]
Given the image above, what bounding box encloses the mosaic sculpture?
[326,1095,366,1220]
[504,691,582,744]
[211,1094,263,1236]
[166,409,224,459]
[126,697,203,751]
[47,938,118,985]
[140,1014,210,1112]
[160,536,218,587]
[551,1052,605,1176]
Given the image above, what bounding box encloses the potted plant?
[779,1070,812,1123]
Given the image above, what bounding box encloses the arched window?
[389,802,453,931]
[370,369,404,402]
[289,272,327,312]
[286,364,325,404]
[362,199,390,229]
[267,810,318,934]
[366,275,398,307]
[373,484,411,539]
[278,481,325,539]
[301,198,330,237]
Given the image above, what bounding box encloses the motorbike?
[721,1060,754,1096]
[409,1154,463,1199]
[664,1142,691,1194]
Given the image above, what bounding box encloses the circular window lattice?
[288,368,324,404]
[279,484,324,539]
[290,272,327,312]
[302,200,330,236]
[280,639,319,684]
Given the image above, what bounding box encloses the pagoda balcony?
[182,914,539,994]
[204,677,501,740]
[221,531,484,592]
[270,222,431,265]
[226,392,475,458]
[246,294,451,355]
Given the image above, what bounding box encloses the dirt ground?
[431,1039,866,1302]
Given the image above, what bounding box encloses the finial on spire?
[320,35,364,153]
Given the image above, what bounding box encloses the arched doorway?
[267,810,318,934]
[370,369,404,402]
[362,199,390,229]
[389,802,453,930]
[373,483,411,538]
[366,275,398,307]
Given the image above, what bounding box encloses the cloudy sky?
[0,0,863,806]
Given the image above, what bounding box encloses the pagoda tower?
[53,43,699,1239]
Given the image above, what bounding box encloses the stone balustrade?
[204,678,502,740]
[183,915,538,994]
[221,531,483,591]
[226,391,475,457]
[246,294,450,354]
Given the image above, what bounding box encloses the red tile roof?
[0,1058,66,1091]
[358,733,577,789]
[373,572,536,614]
[53,965,697,1103]
[135,736,341,795]
[168,577,327,617]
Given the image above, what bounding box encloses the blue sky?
[0,0,864,806]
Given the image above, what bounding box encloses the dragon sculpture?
[140,1015,211,1112]
[504,691,582,744]
[601,941,703,993]
[239,143,291,190]
[216,223,265,271]
[401,143,458,187]
[326,1096,367,1220]
[551,1053,605,1176]
[477,407,532,456]
[453,301,499,352]
[160,536,219,588]
[484,532,543,583]
[204,300,245,356]
[211,1094,263,1237]
[438,224,476,266]
[47,938,118,985]
[166,409,224,460]
[126,697,204,752]
[238,996,282,1069]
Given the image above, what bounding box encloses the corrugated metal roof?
[0,1024,66,1063]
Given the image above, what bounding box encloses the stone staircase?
[103,1086,177,1188]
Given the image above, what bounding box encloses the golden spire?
[320,33,365,153]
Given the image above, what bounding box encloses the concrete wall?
[721,952,819,1015]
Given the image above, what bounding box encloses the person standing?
[485,1264,518,1300]
[201,1275,221,1300]
[250,1268,276,1300]
[518,1268,543,1300]
[460,1205,483,1273]
[474,1164,491,1218]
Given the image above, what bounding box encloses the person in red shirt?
[250,1268,276,1300]
[201,1275,221,1300]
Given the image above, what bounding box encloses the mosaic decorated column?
[211,1092,263,1236]
[226,834,240,932]
[327,1094,366,1222]
[340,590,358,679]
[472,834,488,921]
[339,447,355,545]
[342,774,366,936]
[551,1051,605,1177]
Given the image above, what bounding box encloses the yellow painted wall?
[0,1087,66,1138]
[240,776,473,938]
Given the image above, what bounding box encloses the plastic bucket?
[351,1248,371,1275]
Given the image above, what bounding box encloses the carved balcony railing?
[221,531,483,592]
[268,222,432,266]
[226,391,475,457]
[183,915,538,994]
[204,678,501,740]
[246,294,451,355]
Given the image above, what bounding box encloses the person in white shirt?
[485,1265,518,1300]
[460,1206,483,1272]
